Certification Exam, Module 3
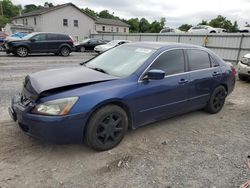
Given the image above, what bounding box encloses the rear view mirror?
[144,69,165,80]
[30,38,36,42]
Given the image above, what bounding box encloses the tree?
[82,7,97,18]
[232,21,238,32]
[178,24,192,32]
[127,18,139,33]
[44,2,53,8]
[149,20,162,33]
[0,15,9,28]
[209,15,236,32]
[1,0,19,18]
[198,20,208,25]
[160,17,166,28]
[99,10,115,19]
[0,0,20,28]
[23,4,41,13]
[139,18,150,32]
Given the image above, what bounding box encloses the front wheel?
[16,46,28,57]
[205,86,227,114]
[60,47,70,57]
[85,105,128,151]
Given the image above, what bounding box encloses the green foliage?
[0,15,9,28]
[1,0,19,18]
[209,15,238,32]
[99,10,119,19]
[127,18,139,33]
[178,24,192,32]
[149,20,162,33]
[139,18,150,32]
[0,0,20,28]
[82,7,98,18]
[23,4,42,13]
[198,20,208,25]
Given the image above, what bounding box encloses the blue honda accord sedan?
[9,42,236,150]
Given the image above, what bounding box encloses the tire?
[205,86,227,114]
[80,46,85,52]
[210,30,216,33]
[85,105,128,151]
[59,47,70,57]
[54,52,59,56]
[238,74,248,81]
[16,46,28,57]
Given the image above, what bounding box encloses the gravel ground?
[0,52,249,188]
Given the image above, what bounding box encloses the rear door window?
[186,49,211,71]
[149,49,185,76]
[47,34,59,40]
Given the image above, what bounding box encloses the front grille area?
[19,93,31,107]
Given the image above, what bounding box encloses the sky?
[11,0,250,28]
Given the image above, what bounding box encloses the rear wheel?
[85,105,128,151]
[238,74,248,81]
[80,46,85,52]
[205,86,227,114]
[60,47,70,57]
[16,46,28,57]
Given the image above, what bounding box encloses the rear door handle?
[178,79,189,85]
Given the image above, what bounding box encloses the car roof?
[29,32,69,36]
[124,41,201,50]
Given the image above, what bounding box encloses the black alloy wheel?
[85,105,128,151]
[205,86,227,114]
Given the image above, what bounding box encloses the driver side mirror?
[143,69,165,80]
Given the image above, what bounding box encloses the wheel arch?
[83,99,134,140]
[59,44,71,51]
[14,44,31,53]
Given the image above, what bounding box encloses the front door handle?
[178,79,189,85]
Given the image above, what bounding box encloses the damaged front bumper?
[9,94,87,144]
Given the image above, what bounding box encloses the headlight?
[241,57,250,65]
[31,97,78,116]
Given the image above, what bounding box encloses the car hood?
[22,66,118,101]
[243,53,250,59]
[5,37,23,42]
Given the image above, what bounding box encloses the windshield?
[107,40,120,46]
[22,33,36,40]
[85,45,155,77]
[81,39,90,43]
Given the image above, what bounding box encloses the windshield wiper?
[88,66,109,74]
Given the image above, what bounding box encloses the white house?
[10,3,130,42]
[95,18,130,33]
